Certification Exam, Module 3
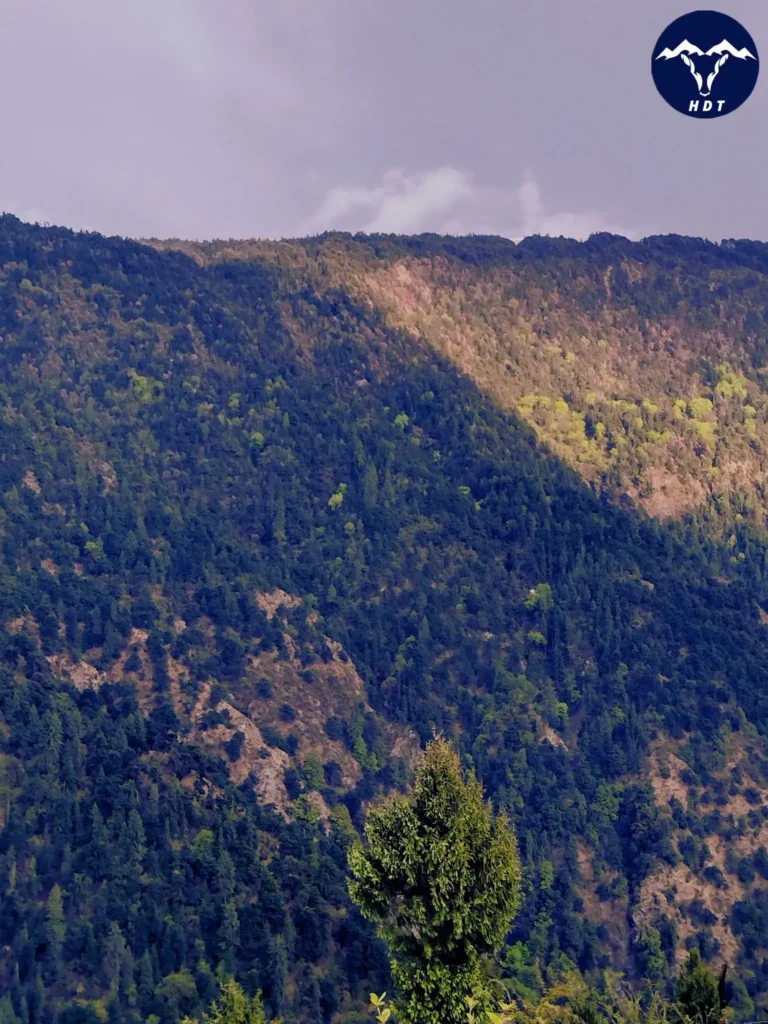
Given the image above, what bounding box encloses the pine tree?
[103,921,131,999]
[266,933,287,1018]
[217,900,241,972]
[183,977,265,1024]
[674,950,723,1024]
[348,737,522,1024]
[363,460,379,509]
[0,994,20,1024]
[635,927,666,985]
[272,497,286,547]
[44,884,66,970]
[137,949,156,1007]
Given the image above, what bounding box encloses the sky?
[0,0,766,243]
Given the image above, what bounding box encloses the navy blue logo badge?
[652,10,758,117]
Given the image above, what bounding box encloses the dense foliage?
[287,230,768,528]
[349,739,521,1024]
[367,947,729,1024]
[3,217,768,1019]
[0,671,387,1024]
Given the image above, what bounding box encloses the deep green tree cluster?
[0,670,387,1023]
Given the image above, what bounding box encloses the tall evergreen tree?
[183,977,265,1024]
[674,950,724,1024]
[348,738,522,1024]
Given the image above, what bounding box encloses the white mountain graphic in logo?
[655,38,756,96]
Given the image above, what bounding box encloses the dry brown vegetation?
[638,734,768,964]
[31,583,418,822]
[190,682,292,810]
[575,842,630,966]
[339,256,768,522]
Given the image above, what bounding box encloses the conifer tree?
[348,738,522,1024]
[674,950,723,1024]
[182,977,265,1024]
[44,884,66,972]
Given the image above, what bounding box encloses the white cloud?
[308,168,473,234]
[363,168,475,233]
[307,167,645,241]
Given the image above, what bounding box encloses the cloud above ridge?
[307,167,645,241]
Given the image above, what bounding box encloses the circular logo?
[652,10,759,117]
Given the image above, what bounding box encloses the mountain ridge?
[2,215,768,1020]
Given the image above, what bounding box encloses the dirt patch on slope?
[237,643,366,789]
[22,470,41,495]
[190,682,291,814]
[643,734,768,966]
[637,468,706,520]
[575,842,629,964]
[46,652,105,691]
[255,589,301,620]
[648,748,690,806]
[637,861,740,965]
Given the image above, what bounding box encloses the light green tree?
[634,927,665,985]
[183,977,266,1024]
[300,753,325,790]
[673,950,723,1024]
[45,884,66,967]
[524,583,553,612]
[348,737,522,1024]
[218,981,265,1024]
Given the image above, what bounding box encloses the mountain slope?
[160,231,768,525]
[3,217,768,1020]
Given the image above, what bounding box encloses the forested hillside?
[4,216,768,1022]
[164,231,768,525]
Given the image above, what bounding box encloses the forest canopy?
[1,216,768,1020]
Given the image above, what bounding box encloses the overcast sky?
[0,0,766,242]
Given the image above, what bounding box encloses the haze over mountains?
[4,216,768,1021]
